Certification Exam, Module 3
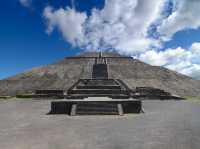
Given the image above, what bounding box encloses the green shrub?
[0,96,13,99]
[184,96,200,100]
[16,94,34,98]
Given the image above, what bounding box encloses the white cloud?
[42,0,200,79]
[19,0,32,7]
[138,42,200,79]
[43,0,200,52]
[190,42,200,55]
[158,0,200,41]
[43,6,87,47]
[43,0,165,54]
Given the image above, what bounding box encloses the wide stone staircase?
[74,102,120,115]
[50,100,141,115]
[67,79,131,99]
[49,52,142,116]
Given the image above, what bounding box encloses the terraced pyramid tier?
[67,79,131,99]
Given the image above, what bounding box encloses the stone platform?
[49,97,142,115]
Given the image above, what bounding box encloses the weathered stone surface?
[0,52,200,97]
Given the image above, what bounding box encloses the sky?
[0,0,200,80]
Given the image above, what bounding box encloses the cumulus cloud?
[43,6,87,46]
[43,0,200,51]
[42,0,200,79]
[158,0,200,41]
[43,0,164,54]
[19,0,32,7]
[138,42,200,79]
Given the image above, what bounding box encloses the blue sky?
[0,0,105,79]
[0,0,200,80]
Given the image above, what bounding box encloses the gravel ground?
[0,99,200,149]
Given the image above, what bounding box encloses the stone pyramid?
[0,52,200,97]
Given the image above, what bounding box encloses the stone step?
[66,94,130,99]
[81,80,118,86]
[92,64,108,79]
[75,102,119,115]
[77,103,117,108]
[76,111,119,115]
[77,107,118,112]
[68,89,128,95]
[76,85,121,89]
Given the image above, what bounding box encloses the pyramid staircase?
[71,102,122,115]
[66,79,131,99]
[50,52,141,115]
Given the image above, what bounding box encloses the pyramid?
[0,52,200,97]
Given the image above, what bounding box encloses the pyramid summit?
[0,52,200,97]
